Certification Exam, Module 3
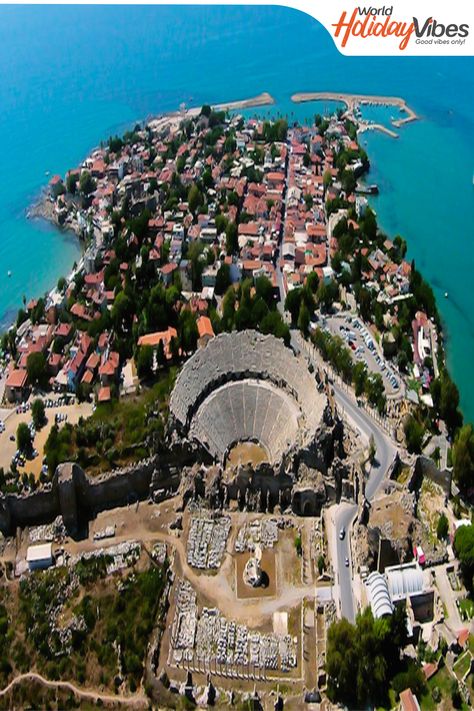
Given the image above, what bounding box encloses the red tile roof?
[6,369,28,389]
[197,316,214,339]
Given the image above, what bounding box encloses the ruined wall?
[409,456,452,496]
[0,455,174,536]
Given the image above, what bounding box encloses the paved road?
[293,332,397,622]
[332,379,397,621]
[274,141,397,622]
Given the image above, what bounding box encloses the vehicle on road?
[345,557,349,567]
[339,527,345,540]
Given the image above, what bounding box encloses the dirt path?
[0,671,148,707]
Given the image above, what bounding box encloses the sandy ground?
[0,400,93,478]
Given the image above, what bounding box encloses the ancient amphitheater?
[169,330,326,465]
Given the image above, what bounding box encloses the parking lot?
[0,396,93,479]
[322,314,403,397]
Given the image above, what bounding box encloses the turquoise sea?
[0,6,473,417]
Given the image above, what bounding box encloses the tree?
[306,271,319,293]
[317,280,339,311]
[404,414,425,454]
[112,292,134,332]
[26,351,47,388]
[353,361,367,397]
[66,173,78,195]
[225,221,238,255]
[323,170,332,191]
[79,171,96,196]
[452,424,474,492]
[57,276,67,293]
[136,345,154,379]
[437,513,449,541]
[215,264,231,296]
[454,524,474,592]
[326,606,410,707]
[285,288,302,324]
[255,275,274,307]
[17,423,32,452]
[297,301,310,336]
[31,399,46,430]
[188,183,203,215]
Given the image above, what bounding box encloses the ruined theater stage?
[235,548,276,599]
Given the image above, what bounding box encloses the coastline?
[1,92,276,335]
[8,92,460,423]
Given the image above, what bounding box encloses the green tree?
[437,513,449,541]
[225,221,238,255]
[323,169,332,191]
[404,414,425,454]
[255,275,274,307]
[285,288,302,324]
[136,345,154,379]
[297,301,310,336]
[454,524,474,592]
[31,399,46,430]
[26,351,47,387]
[326,606,410,707]
[188,183,203,215]
[79,171,96,196]
[452,424,474,491]
[66,173,78,195]
[215,264,231,296]
[111,292,134,332]
[353,361,367,397]
[17,423,32,452]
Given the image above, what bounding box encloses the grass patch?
[453,652,472,680]
[459,597,474,621]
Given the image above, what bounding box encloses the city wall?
[0,455,178,536]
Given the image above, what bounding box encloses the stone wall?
[0,455,176,537]
[409,456,452,497]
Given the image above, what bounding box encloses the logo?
[331,7,469,50]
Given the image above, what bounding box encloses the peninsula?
[0,97,473,711]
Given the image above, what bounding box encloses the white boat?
[7,270,12,277]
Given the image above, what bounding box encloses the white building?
[26,543,53,571]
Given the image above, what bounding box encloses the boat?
[444,292,449,298]
[7,270,11,277]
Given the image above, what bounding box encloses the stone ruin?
[0,332,361,538]
[169,330,327,465]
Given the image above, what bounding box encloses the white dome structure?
[366,571,394,618]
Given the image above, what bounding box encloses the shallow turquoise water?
[0,5,472,417]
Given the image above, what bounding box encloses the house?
[98,351,120,386]
[5,368,29,403]
[197,316,215,348]
[137,327,177,360]
[398,688,420,711]
[97,386,111,403]
[159,262,178,286]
